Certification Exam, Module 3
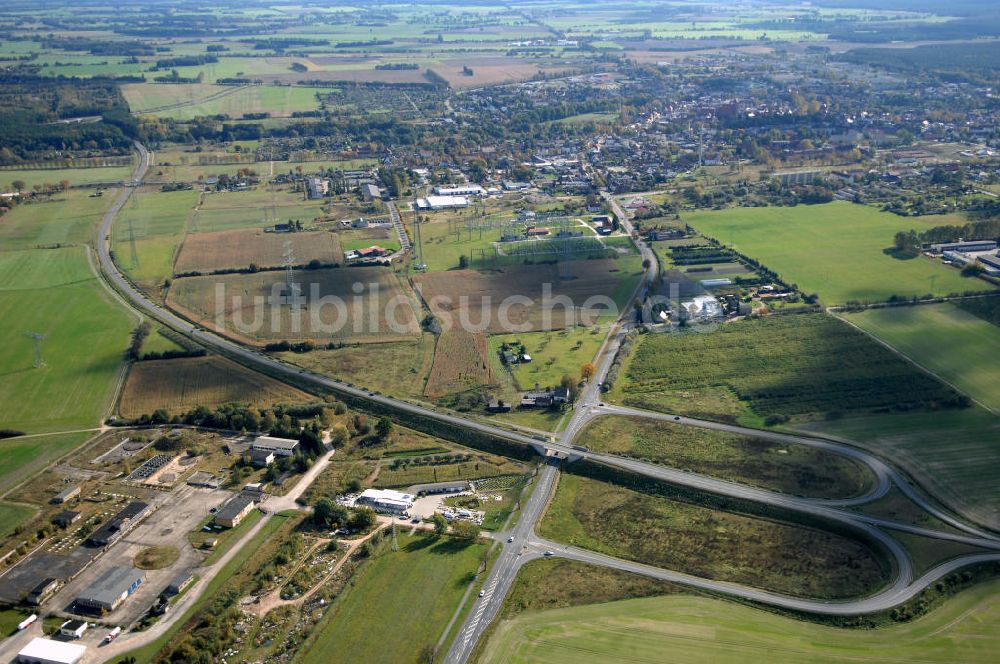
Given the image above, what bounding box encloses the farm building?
[682,295,724,319]
[417,195,469,210]
[215,493,257,528]
[59,620,87,639]
[51,485,80,504]
[86,501,150,548]
[928,240,996,254]
[251,435,300,457]
[361,183,382,201]
[486,398,512,413]
[16,638,86,664]
[164,570,194,596]
[524,226,550,237]
[249,448,275,468]
[75,566,146,614]
[356,488,414,515]
[306,177,329,200]
[434,184,485,196]
[26,578,60,606]
[520,386,570,408]
[52,510,81,527]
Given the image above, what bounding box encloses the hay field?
[412,260,634,334]
[425,330,496,398]
[844,303,1000,413]
[683,202,984,304]
[166,266,421,343]
[481,578,1000,664]
[174,228,343,274]
[118,355,311,418]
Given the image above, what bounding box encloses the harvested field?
[174,228,343,275]
[425,330,496,398]
[430,58,571,88]
[280,334,435,399]
[119,355,311,418]
[167,266,421,343]
[256,68,428,85]
[412,260,633,334]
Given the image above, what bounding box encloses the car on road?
[543,550,554,556]
[209,507,218,513]
[411,518,421,524]
[478,590,485,598]
[674,416,680,421]
[507,536,514,543]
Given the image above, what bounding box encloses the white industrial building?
[416,195,469,210]
[355,488,414,515]
[16,638,86,664]
[682,295,723,319]
[250,435,300,457]
[433,184,485,196]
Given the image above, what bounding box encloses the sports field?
[844,303,1000,413]
[0,247,133,432]
[481,577,1000,664]
[299,534,488,664]
[118,355,312,418]
[683,202,983,304]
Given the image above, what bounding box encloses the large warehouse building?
[16,638,86,664]
[355,488,414,515]
[75,565,146,614]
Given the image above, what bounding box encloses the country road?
[90,145,1000,663]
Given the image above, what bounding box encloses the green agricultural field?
[0,247,133,432]
[0,189,116,250]
[579,416,872,499]
[192,188,324,233]
[610,312,965,424]
[802,408,1000,531]
[540,471,889,599]
[844,304,1000,413]
[0,165,133,190]
[298,533,488,664]
[123,83,327,120]
[490,327,606,390]
[113,188,198,290]
[0,431,93,494]
[481,577,1000,664]
[0,502,36,538]
[683,202,984,304]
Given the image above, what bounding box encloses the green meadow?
[0,247,133,433]
[481,577,1000,664]
[845,303,1000,413]
[683,202,983,304]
